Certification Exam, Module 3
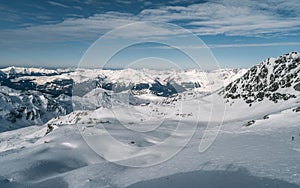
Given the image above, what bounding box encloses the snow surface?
[0,91,300,188]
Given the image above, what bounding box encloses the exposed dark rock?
[245,120,255,127]
[263,115,269,119]
[294,83,300,91]
[293,106,300,112]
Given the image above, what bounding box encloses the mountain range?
[0,52,300,188]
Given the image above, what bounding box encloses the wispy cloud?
[137,42,300,50]
[138,0,300,36]
[209,42,300,48]
[47,1,70,8]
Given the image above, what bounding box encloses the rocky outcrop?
[221,52,300,105]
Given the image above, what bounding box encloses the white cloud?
[0,12,138,45]
[1,0,300,46]
[139,0,300,36]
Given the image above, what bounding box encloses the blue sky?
[0,0,300,69]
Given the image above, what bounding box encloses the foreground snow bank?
[128,168,300,188]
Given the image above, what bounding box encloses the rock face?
[221,52,300,105]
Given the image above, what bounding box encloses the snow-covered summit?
[0,66,71,78]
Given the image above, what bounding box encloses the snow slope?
[0,98,300,188]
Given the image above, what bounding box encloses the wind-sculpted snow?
[0,101,300,187]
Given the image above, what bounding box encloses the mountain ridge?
[221,52,300,105]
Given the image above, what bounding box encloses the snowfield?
[0,92,300,188]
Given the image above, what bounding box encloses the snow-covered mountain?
[0,86,72,132]
[2,67,246,97]
[91,68,247,96]
[221,52,300,105]
[0,66,74,97]
[0,50,298,132]
[0,52,300,188]
[0,66,246,131]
